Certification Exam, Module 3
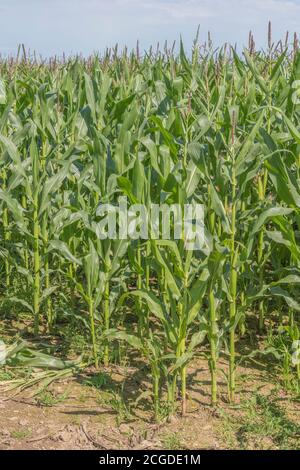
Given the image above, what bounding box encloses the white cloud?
[115,0,300,25]
[0,0,300,55]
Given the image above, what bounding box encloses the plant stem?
[33,197,40,336]
[136,240,143,335]
[2,170,10,288]
[181,361,187,416]
[209,289,217,405]
[153,372,159,422]
[42,216,52,330]
[22,193,29,270]
[229,128,237,403]
[103,276,110,367]
[3,205,10,288]
[89,298,98,368]
[257,175,265,332]
[177,300,187,416]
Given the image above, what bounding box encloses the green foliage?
[219,394,300,450]
[37,390,68,407]
[1,34,300,421]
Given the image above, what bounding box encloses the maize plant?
[1,29,300,421]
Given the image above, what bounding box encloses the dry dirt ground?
[1,354,300,450]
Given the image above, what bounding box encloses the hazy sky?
[1,0,300,57]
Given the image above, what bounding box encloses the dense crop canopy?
[1,32,300,419]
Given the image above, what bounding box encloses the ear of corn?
[1,30,300,419]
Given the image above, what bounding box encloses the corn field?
[1,29,300,422]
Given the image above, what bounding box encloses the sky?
[1,0,300,57]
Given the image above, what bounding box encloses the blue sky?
[1,0,300,57]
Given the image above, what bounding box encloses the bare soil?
[1,354,299,450]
